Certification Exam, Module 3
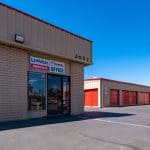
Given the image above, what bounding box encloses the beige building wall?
[0,45,85,121]
[71,62,84,114]
[101,79,150,107]
[84,79,150,108]
[0,3,92,122]
[84,79,101,107]
[0,3,92,65]
[0,45,28,122]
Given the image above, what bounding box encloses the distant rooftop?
[84,77,150,88]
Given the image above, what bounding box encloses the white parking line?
[94,119,150,129]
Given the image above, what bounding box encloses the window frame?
[28,71,46,110]
[47,73,71,115]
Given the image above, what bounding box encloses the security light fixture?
[15,34,24,43]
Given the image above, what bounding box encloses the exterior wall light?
[15,34,24,43]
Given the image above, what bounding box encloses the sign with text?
[30,56,65,74]
[49,61,65,74]
[30,56,49,71]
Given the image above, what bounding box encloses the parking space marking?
[94,119,150,129]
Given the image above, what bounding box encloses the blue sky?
[1,0,150,85]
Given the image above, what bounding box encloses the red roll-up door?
[149,93,150,104]
[144,93,149,104]
[139,92,145,105]
[122,90,129,106]
[84,89,98,107]
[139,92,149,105]
[110,89,119,107]
[129,91,137,105]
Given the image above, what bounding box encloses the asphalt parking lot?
[0,105,150,150]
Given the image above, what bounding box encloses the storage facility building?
[0,3,92,122]
[84,78,150,107]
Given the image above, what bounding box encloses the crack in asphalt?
[79,132,141,150]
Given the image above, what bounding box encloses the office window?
[28,72,46,110]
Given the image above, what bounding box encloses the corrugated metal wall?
[0,4,92,65]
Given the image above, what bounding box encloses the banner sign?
[30,56,65,74]
[30,56,49,71]
[49,61,65,74]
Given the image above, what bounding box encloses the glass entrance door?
[47,75,62,114]
[47,74,70,115]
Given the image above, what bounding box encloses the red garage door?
[139,93,145,105]
[110,89,119,107]
[129,91,137,105]
[144,93,149,104]
[139,92,149,105]
[149,93,150,104]
[84,89,98,107]
[122,91,137,106]
[122,90,129,106]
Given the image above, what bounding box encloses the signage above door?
[29,56,65,74]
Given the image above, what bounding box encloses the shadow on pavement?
[0,111,135,131]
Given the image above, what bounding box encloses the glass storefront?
[47,75,62,114]
[28,72,46,110]
[28,71,70,115]
[47,74,70,115]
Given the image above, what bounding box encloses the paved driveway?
[0,105,150,150]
